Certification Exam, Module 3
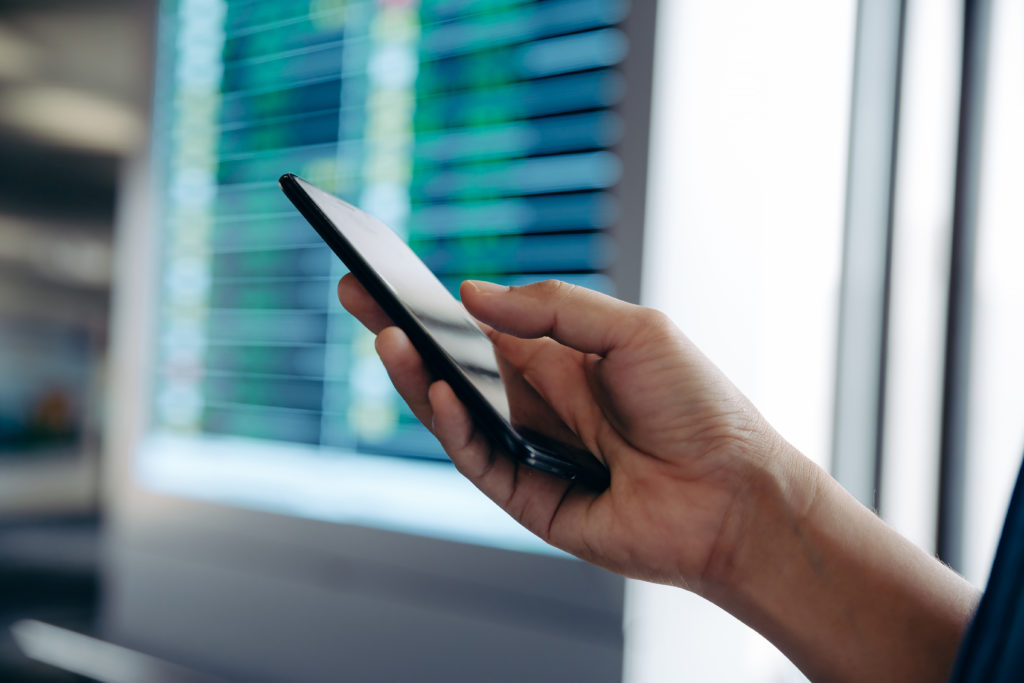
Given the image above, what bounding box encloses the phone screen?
[283,174,610,489]
[294,177,513,425]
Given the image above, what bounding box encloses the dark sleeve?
[950,454,1024,682]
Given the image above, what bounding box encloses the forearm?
[704,446,981,682]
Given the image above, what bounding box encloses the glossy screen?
[296,176,512,425]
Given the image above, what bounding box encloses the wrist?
[698,440,853,678]
[699,436,979,682]
[698,432,822,598]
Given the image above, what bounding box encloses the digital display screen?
[142,0,632,552]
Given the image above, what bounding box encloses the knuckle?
[526,278,574,299]
[634,306,670,330]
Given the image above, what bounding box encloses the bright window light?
[879,0,962,555]
[963,0,1024,587]
[628,1,854,681]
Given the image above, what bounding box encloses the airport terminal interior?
[0,0,1022,681]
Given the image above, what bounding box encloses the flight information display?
[143,0,635,551]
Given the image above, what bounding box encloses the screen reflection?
[297,177,513,425]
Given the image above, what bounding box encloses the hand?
[337,275,800,592]
[338,275,980,682]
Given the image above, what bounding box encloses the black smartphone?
[279,173,610,490]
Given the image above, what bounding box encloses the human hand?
[337,275,805,593]
[339,274,982,682]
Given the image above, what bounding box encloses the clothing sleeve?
[950,452,1024,682]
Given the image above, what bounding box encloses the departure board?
[152,0,632,464]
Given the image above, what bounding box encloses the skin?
[338,275,981,682]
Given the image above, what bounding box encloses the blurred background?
[0,0,145,507]
[0,0,1020,681]
[0,0,149,679]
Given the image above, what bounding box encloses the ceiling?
[0,0,155,224]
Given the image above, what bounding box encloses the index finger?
[461,279,654,356]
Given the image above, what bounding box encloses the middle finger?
[375,326,435,429]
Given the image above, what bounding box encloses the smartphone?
[279,173,610,490]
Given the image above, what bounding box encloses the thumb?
[460,279,648,356]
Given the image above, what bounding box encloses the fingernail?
[465,280,508,295]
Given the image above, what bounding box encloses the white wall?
[625,1,855,680]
